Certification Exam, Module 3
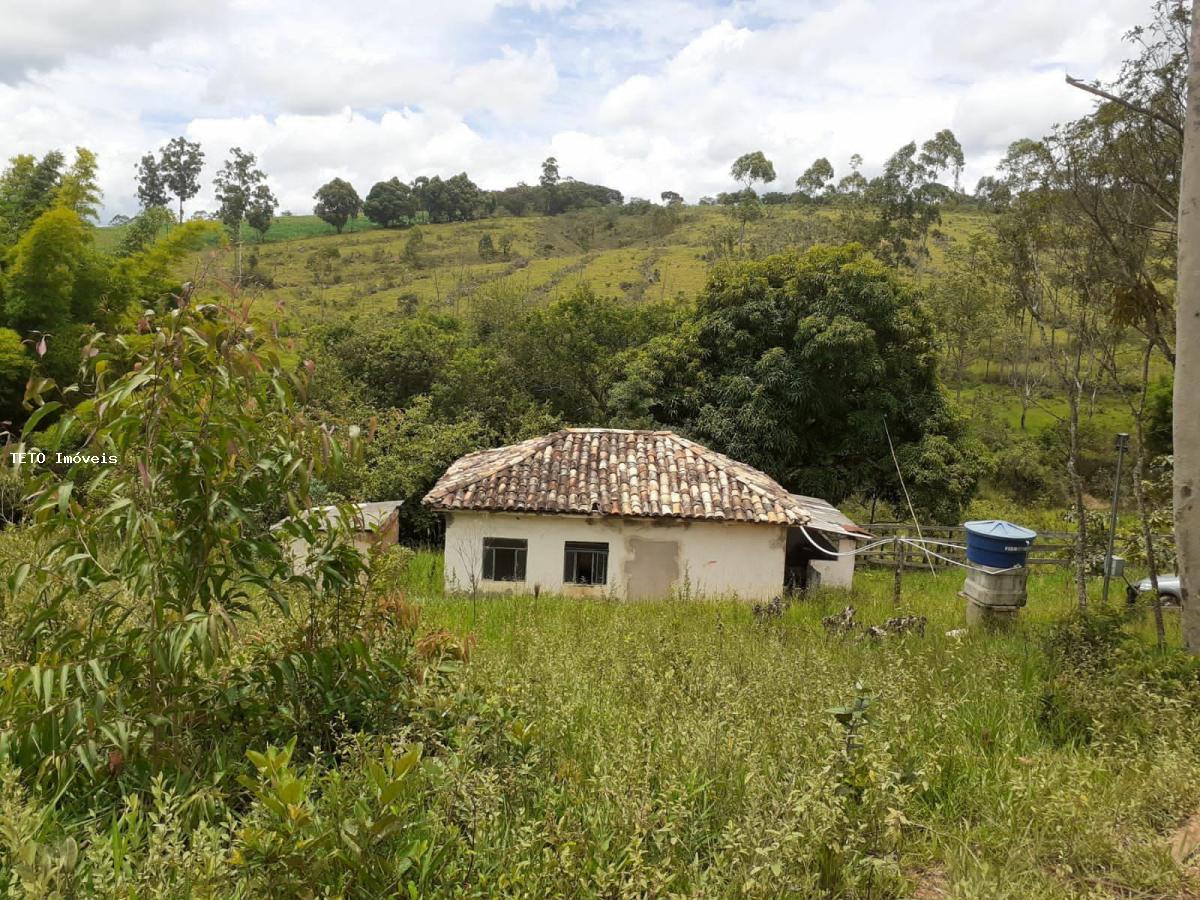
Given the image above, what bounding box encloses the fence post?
[892,536,904,606]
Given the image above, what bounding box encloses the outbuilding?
[424,428,868,600]
[276,499,403,573]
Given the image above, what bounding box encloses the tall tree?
[214,147,267,240]
[729,151,776,248]
[135,152,169,210]
[363,178,417,227]
[0,150,64,246]
[159,137,205,224]
[1177,1,1200,651]
[55,147,102,223]
[245,183,278,242]
[919,129,965,191]
[615,244,983,521]
[313,177,362,234]
[796,157,835,200]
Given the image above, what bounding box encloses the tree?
[1,207,114,331]
[363,178,417,227]
[313,177,362,234]
[919,128,965,191]
[55,147,102,223]
[728,152,776,249]
[973,175,1012,211]
[214,147,267,240]
[539,157,560,188]
[616,244,983,520]
[158,136,205,224]
[1178,2,1200,651]
[330,315,463,409]
[0,327,28,423]
[116,206,175,257]
[660,190,684,206]
[795,157,835,200]
[837,153,868,198]
[929,233,1003,398]
[730,151,777,190]
[478,233,495,260]
[246,183,278,241]
[7,292,367,784]
[135,152,169,211]
[0,150,64,247]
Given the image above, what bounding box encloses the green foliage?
[313,177,362,234]
[730,150,777,188]
[54,147,102,224]
[331,314,463,409]
[2,295,368,792]
[0,151,65,248]
[115,205,174,257]
[1,206,127,331]
[623,244,981,519]
[795,157,834,200]
[363,177,418,228]
[214,147,269,239]
[0,327,29,423]
[134,152,168,211]
[1146,375,1172,455]
[245,182,278,241]
[158,136,204,223]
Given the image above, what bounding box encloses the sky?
[0,0,1155,220]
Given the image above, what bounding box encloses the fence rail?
[857,523,1079,570]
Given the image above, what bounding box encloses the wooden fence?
[857,523,1078,570]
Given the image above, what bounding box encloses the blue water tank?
[963,520,1037,569]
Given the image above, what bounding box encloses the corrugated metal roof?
[788,494,872,540]
[423,428,815,525]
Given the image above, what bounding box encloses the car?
[1126,574,1183,606]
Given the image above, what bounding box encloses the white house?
[424,428,869,601]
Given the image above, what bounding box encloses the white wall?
[442,511,788,601]
[808,536,857,589]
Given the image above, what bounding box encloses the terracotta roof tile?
[423,428,813,526]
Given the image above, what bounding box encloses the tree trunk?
[1068,349,1089,610]
[1179,6,1200,652]
[1132,342,1166,649]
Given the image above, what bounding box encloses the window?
[564,541,609,585]
[482,537,527,581]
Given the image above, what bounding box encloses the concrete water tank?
[963,520,1038,569]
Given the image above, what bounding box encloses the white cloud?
[0,0,1156,217]
[0,0,226,81]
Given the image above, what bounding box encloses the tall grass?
[4,561,1198,896]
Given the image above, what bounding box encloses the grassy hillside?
[95,203,1144,517]
[109,204,993,330]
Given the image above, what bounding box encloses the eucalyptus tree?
[729,151,776,248]
[135,152,169,210]
[159,136,205,223]
[1176,1,1199,651]
[796,157,834,201]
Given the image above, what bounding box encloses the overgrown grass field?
[5,531,1200,897]
[403,566,1200,897]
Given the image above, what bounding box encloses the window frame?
[563,540,609,586]
[481,537,527,582]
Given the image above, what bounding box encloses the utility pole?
[1102,432,1130,605]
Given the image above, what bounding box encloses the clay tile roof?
[423,428,813,526]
